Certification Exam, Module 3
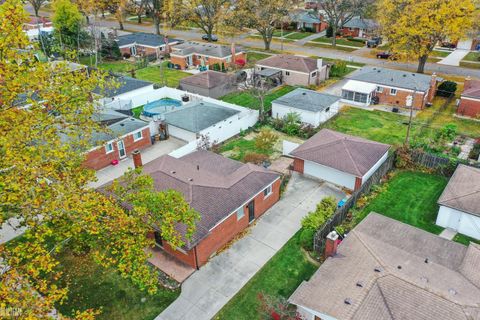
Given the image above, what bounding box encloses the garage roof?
[290,129,390,176]
[164,101,240,133]
[437,164,480,216]
[273,88,340,112]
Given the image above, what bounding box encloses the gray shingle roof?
[256,54,320,73]
[116,32,181,48]
[343,17,378,30]
[164,101,240,133]
[142,151,280,249]
[273,88,340,112]
[290,129,390,176]
[180,70,233,89]
[171,41,243,58]
[289,213,480,320]
[291,10,321,24]
[437,164,480,217]
[94,75,153,98]
[348,66,434,92]
[91,112,149,143]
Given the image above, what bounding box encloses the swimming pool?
[142,98,182,117]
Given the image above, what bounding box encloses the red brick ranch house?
[116,33,182,60]
[141,150,281,269]
[457,77,480,118]
[342,66,439,109]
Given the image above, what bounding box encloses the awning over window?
[342,80,377,94]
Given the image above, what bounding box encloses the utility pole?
[404,88,417,147]
[280,23,284,52]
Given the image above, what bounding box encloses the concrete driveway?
[156,173,345,320]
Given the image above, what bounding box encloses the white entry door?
[117,140,126,159]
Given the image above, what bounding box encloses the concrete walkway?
[439,228,457,240]
[155,174,345,320]
[438,49,470,66]
[296,31,325,46]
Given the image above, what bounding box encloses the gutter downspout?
[194,246,200,270]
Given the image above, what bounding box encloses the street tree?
[26,0,47,16]
[0,0,199,317]
[234,0,292,51]
[377,0,477,73]
[52,0,90,52]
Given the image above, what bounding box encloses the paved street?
[156,173,345,320]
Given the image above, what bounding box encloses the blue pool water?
[142,98,182,117]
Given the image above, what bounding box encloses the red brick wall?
[341,28,360,37]
[170,52,246,70]
[457,97,480,118]
[83,127,151,170]
[375,88,427,109]
[155,178,281,269]
[293,158,304,174]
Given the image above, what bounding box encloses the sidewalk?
[438,49,470,66]
[296,31,325,46]
[155,173,345,320]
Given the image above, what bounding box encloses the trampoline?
[142,98,182,117]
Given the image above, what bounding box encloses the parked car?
[202,34,218,42]
[367,36,382,48]
[376,51,396,60]
[440,41,456,49]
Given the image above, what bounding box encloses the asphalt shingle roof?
[91,110,149,143]
[343,17,378,30]
[171,41,243,58]
[141,151,280,249]
[348,66,434,92]
[462,79,480,99]
[180,70,233,89]
[273,88,340,112]
[256,54,320,73]
[437,164,480,217]
[289,213,480,320]
[290,129,390,176]
[116,32,180,48]
[164,101,240,133]
[94,75,153,98]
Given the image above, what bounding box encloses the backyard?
[220,85,296,111]
[53,251,179,320]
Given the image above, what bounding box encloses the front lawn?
[284,32,313,40]
[356,171,447,235]
[54,251,179,320]
[220,85,296,111]
[247,51,273,64]
[462,51,480,62]
[306,42,359,52]
[312,37,365,48]
[324,106,429,146]
[214,231,318,320]
[135,62,191,88]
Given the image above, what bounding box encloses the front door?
[154,231,163,247]
[248,200,255,223]
[117,140,126,159]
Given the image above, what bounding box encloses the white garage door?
[304,161,356,190]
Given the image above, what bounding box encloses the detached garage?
[290,129,390,190]
[436,164,480,240]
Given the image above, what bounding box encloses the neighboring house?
[457,77,480,118]
[94,75,154,110]
[255,55,329,87]
[436,164,480,240]
[84,109,151,170]
[290,9,328,33]
[342,66,439,109]
[140,150,281,269]
[164,101,245,143]
[304,1,320,9]
[289,213,480,320]
[116,33,182,59]
[170,41,246,70]
[341,17,378,38]
[23,16,53,30]
[271,88,340,127]
[179,70,236,98]
[289,129,390,190]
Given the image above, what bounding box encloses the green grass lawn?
[462,51,480,62]
[53,251,179,320]
[312,37,365,48]
[356,171,447,234]
[284,32,313,40]
[431,50,451,58]
[135,62,190,88]
[306,42,359,52]
[247,51,272,64]
[78,56,136,73]
[219,138,272,162]
[220,85,296,111]
[324,107,431,146]
[132,105,144,118]
[214,231,318,320]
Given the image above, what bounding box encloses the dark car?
[202,34,218,42]
[440,41,456,49]
[367,36,382,48]
[376,51,396,60]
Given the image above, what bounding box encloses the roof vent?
[356,282,364,288]
[188,178,193,182]
[449,288,457,295]
[344,298,352,305]
[171,171,176,174]
[403,74,407,77]
[424,258,429,264]
[374,267,382,273]
[412,74,416,76]
[120,123,125,126]
[397,265,402,270]
[302,92,307,95]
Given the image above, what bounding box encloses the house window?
[236,207,244,220]
[325,107,330,112]
[376,86,384,93]
[133,131,143,141]
[311,71,317,77]
[285,71,290,76]
[263,184,273,197]
[390,88,397,96]
[105,142,114,153]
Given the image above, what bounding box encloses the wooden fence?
[313,153,396,253]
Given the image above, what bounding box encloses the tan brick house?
[140,150,281,269]
[342,66,439,109]
[457,77,480,118]
[170,41,246,70]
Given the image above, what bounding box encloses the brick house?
[342,66,439,109]
[116,33,182,60]
[170,41,246,70]
[341,17,378,38]
[83,109,151,170]
[23,16,53,30]
[457,77,480,118]
[290,9,328,33]
[255,54,329,87]
[139,150,281,269]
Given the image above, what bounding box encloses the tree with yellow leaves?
[377,0,477,73]
[0,0,199,318]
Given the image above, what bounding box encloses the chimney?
[324,230,339,258]
[317,58,323,70]
[465,76,472,90]
[426,73,438,104]
[132,149,143,168]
